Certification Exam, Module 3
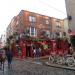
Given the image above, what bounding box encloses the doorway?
[26,46,31,57]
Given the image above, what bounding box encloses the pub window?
[30,27,37,36]
[56,22,61,28]
[29,16,36,22]
[46,20,49,24]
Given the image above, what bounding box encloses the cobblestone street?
[0,58,75,75]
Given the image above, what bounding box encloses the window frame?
[29,16,36,22]
[30,27,37,36]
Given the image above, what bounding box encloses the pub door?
[26,46,31,57]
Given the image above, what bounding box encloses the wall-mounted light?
[67,15,72,21]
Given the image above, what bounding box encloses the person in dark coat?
[0,50,3,68]
[5,46,13,69]
[0,48,5,70]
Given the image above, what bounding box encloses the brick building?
[6,10,64,39]
[6,16,18,39]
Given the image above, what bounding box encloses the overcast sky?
[0,0,67,37]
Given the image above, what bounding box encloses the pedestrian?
[32,44,36,58]
[36,47,40,59]
[39,48,41,57]
[33,48,36,58]
[0,49,3,69]
[5,46,13,69]
[0,48,6,70]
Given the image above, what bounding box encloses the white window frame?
[29,16,36,22]
[30,27,37,36]
[46,20,49,24]
[56,22,61,27]
[46,30,50,37]
[29,16,32,22]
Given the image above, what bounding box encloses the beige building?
[65,0,75,33]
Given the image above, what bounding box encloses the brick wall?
[6,10,64,39]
